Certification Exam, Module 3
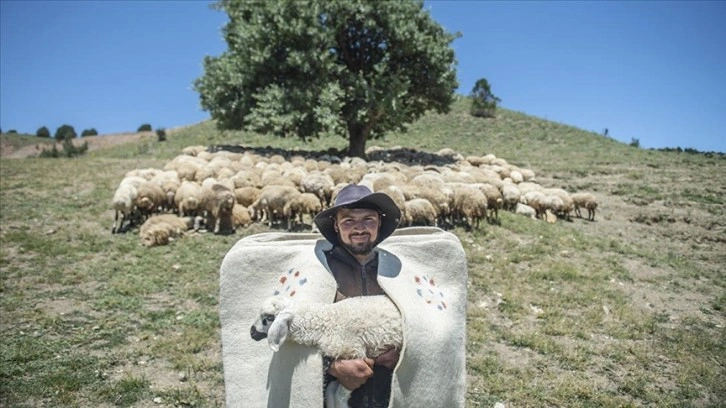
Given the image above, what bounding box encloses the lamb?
[138,214,199,247]
[250,295,402,408]
[571,192,598,221]
[403,198,437,227]
[282,192,323,230]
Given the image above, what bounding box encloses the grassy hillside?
[1,98,724,407]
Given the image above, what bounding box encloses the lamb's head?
[250,296,294,351]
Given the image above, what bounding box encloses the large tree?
[195,0,459,157]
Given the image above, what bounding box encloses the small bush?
[155,128,167,142]
[39,139,89,158]
[630,138,640,148]
[137,124,152,132]
[8,129,18,134]
[36,126,51,138]
[81,128,98,137]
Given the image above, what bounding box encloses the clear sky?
[1,0,724,152]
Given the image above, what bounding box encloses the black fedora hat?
[314,184,401,246]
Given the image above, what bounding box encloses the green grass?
[2,98,725,407]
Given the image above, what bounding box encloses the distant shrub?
[36,126,51,138]
[630,138,640,148]
[39,139,88,158]
[137,124,152,132]
[81,128,98,137]
[156,127,167,142]
[54,124,77,141]
[470,78,501,118]
[8,129,18,134]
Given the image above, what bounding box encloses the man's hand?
[374,347,400,370]
[328,358,375,390]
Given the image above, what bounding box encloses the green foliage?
[156,127,167,142]
[39,139,89,158]
[195,0,459,157]
[81,128,98,137]
[630,137,641,148]
[54,124,77,141]
[470,78,501,118]
[8,129,18,134]
[36,126,51,138]
[137,123,152,132]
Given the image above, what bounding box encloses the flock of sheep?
[111,144,598,247]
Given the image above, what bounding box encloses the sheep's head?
[250,296,294,351]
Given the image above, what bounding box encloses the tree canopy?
[195,0,459,157]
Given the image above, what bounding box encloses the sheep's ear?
[267,310,293,352]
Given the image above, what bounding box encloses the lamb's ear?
[267,310,294,352]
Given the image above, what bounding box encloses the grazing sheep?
[250,186,301,227]
[404,198,437,227]
[150,170,181,212]
[501,183,522,212]
[415,187,452,227]
[134,181,166,219]
[202,183,236,234]
[542,188,574,220]
[174,180,204,217]
[111,183,138,233]
[475,183,504,222]
[232,204,252,229]
[572,192,598,221]
[250,295,402,408]
[234,186,262,207]
[282,193,323,230]
[300,172,335,206]
[451,185,488,229]
[522,191,547,220]
[139,214,199,247]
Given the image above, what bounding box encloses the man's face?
[334,208,381,256]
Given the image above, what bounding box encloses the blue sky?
[1,1,724,152]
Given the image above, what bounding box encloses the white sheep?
[111,182,138,233]
[571,192,598,221]
[250,185,301,227]
[300,172,335,206]
[282,192,323,230]
[139,214,199,247]
[250,295,402,408]
[174,180,204,218]
[403,198,437,227]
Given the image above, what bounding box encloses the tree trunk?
[346,122,369,159]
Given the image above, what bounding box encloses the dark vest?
[323,246,393,408]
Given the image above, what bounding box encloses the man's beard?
[342,235,376,255]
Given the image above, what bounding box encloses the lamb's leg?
[325,380,352,408]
